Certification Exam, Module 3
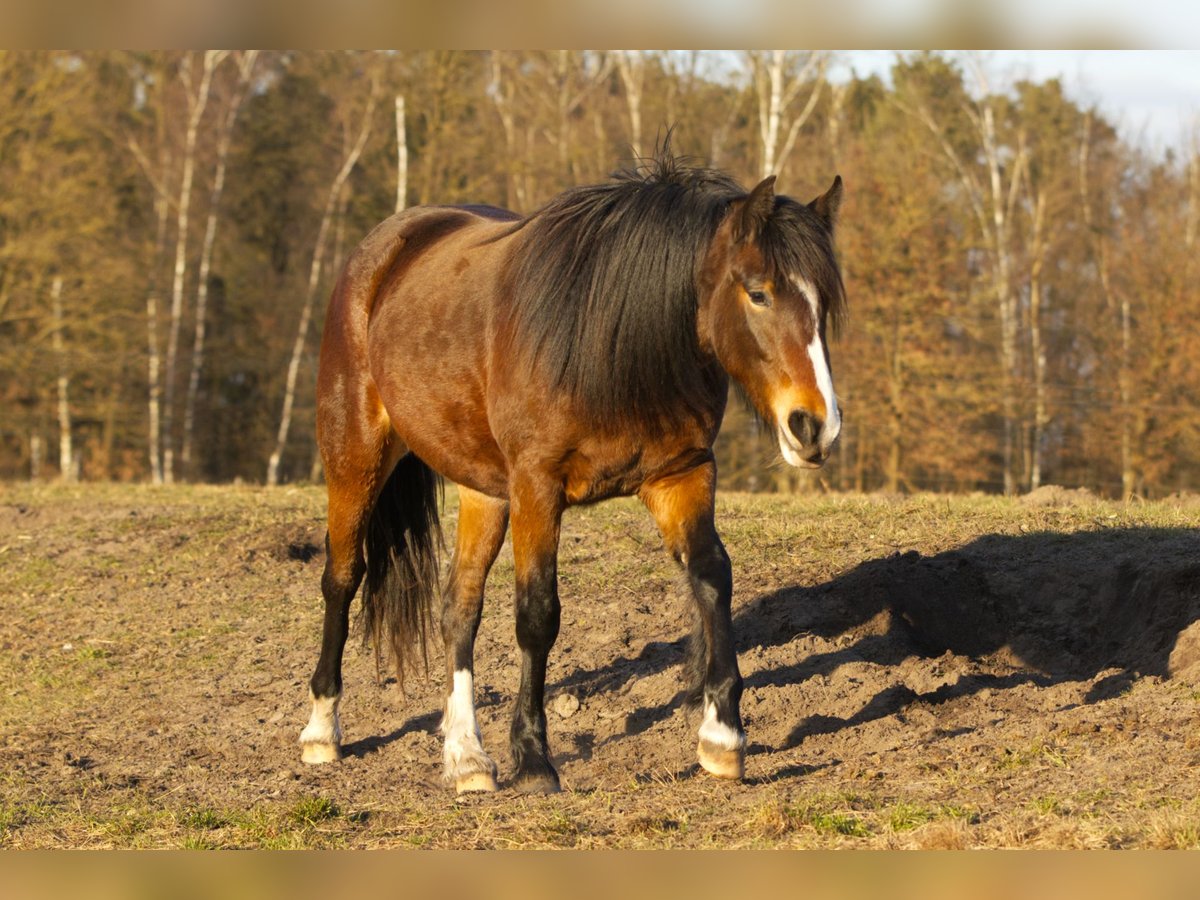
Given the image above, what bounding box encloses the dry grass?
[3,482,1200,848]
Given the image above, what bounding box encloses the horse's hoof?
[697,741,744,780]
[513,773,561,795]
[300,741,342,765]
[456,772,498,794]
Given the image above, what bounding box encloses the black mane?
[504,153,843,428]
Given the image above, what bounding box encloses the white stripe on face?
[791,273,839,450]
[808,332,840,449]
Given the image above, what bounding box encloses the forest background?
[2,49,1198,497]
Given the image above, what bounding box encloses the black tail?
[360,454,443,687]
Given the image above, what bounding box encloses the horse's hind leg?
[640,462,745,780]
[300,404,402,765]
[440,485,509,793]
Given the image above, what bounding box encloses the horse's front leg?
[641,461,745,780]
[507,473,565,794]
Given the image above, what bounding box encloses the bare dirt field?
[3,482,1200,848]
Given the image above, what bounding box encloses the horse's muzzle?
[779,409,838,468]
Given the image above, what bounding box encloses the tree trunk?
[1029,191,1048,491]
[50,276,74,482]
[487,53,525,211]
[395,94,408,213]
[182,50,256,478]
[163,50,225,484]
[980,103,1022,495]
[615,50,644,159]
[267,80,379,486]
[30,432,42,480]
[1079,113,1133,498]
[749,50,825,179]
[886,303,904,493]
[145,192,169,485]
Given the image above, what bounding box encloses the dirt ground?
[3,482,1200,848]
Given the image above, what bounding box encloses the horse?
[298,152,846,794]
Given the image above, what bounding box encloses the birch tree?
[615,50,646,159]
[395,93,408,212]
[124,54,175,484]
[746,50,827,179]
[267,60,380,486]
[180,50,258,478]
[160,50,227,483]
[50,275,73,481]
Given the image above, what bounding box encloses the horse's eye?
[747,289,770,307]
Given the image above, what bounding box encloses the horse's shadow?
[552,525,1200,750]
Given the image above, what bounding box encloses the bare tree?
[538,51,614,181]
[746,50,827,179]
[488,52,526,210]
[267,66,380,486]
[49,275,74,481]
[395,94,408,213]
[1026,181,1049,490]
[1078,111,1133,498]
[615,50,645,159]
[125,56,177,486]
[181,50,257,478]
[893,54,1027,494]
[160,50,227,483]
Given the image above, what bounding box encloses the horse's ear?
[737,175,776,241]
[809,175,843,230]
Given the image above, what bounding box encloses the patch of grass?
[783,798,872,839]
[180,833,219,850]
[213,802,350,849]
[75,646,112,661]
[997,737,1071,770]
[287,796,340,827]
[806,810,871,837]
[0,797,54,841]
[536,808,582,846]
[888,801,938,832]
[1147,812,1200,849]
[179,807,227,830]
[1030,795,1064,816]
[629,814,683,836]
[939,803,980,823]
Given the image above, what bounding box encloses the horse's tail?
[360,454,443,688]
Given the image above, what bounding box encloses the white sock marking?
[442,669,491,778]
[300,692,341,747]
[698,700,745,751]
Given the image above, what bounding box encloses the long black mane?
[504,153,843,428]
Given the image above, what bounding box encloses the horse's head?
[698,175,845,468]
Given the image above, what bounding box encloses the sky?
[837,51,1200,155]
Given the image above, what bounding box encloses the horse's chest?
[560,441,711,505]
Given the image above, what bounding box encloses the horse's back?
[326,204,515,330]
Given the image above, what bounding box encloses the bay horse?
[299,153,846,794]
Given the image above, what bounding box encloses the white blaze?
[807,331,840,449]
